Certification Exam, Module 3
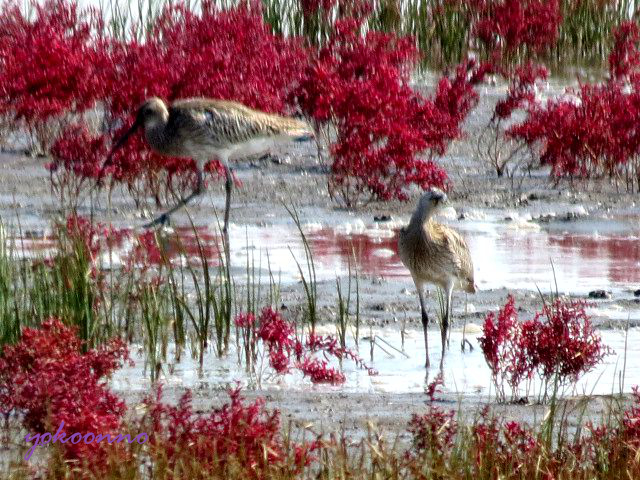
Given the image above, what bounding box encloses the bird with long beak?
[100,97,315,238]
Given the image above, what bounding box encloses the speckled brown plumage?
[398,220,475,294]
[152,98,313,159]
[103,96,314,234]
[397,188,476,369]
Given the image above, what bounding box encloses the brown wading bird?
[101,97,314,236]
[398,188,476,369]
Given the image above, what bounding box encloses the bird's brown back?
[168,98,312,151]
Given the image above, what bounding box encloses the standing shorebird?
[101,97,314,235]
[397,188,476,369]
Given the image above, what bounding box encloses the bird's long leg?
[223,165,232,235]
[222,165,233,269]
[461,293,473,352]
[440,282,454,370]
[417,284,430,368]
[143,169,204,228]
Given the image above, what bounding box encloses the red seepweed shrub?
[407,373,457,459]
[0,319,129,469]
[292,16,489,206]
[142,385,320,478]
[479,295,611,402]
[474,0,561,60]
[507,21,640,190]
[235,306,376,384]
[0,0,108,151]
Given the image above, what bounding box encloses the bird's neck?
[144,117,170,152]
[409,203,435,228]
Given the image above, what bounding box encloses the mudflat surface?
[1,78,640,437]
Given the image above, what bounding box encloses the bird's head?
[136,97,169,129]
[99,97,168,178]
[418,187,448,210]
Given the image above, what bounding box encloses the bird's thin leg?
[417,285,430,368]
[223,165,232,235]
[144,169,204,228]
[440,282,454,370]
[461,293,473,352]
[222,165,233,269]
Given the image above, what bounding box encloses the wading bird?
[101,97,314,235]
[397,188,476,369]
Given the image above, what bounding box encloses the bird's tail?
[273,116,315,142]
[293,132,315,142]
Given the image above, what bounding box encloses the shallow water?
[111,326,640,397]
[13,215,640,297]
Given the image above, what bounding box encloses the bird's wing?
[430,223,475,287]
[170,99,312,147]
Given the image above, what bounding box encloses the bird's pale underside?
[398,188,476,369]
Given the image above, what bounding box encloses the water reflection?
[9,219,640,294]
[111,327,640,396]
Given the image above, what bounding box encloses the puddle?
[8,218,640,296]
[111,326,640,397]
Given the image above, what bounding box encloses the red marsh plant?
[235,306,376,384]
[473,0,562,64]
[507,22,640,191]
[141,385,320,479]
[479,295,611,403]
[292,16,490,207]
[407,373,458,466]
[0,0,108,153]
[477,61,549,178]
[0,318,130,472]
[48,124,108,208]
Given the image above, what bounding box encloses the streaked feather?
[141,97,314,163]
[398,219,475,293]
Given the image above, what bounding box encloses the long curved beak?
[99,117,142,178]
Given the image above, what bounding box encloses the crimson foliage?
[235,307,376,384]
[293,18,487,206]
[142,386,318,478]
[507,22,640,190]
[0,0,107,126]
[479,296,610,402]
[474,0,561,58]
[0,319,129,468]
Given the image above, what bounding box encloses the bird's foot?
[461,338,474,352]
[143,213,171,229]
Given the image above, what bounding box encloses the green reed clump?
[335,251,359,349]
[554,0,638,68]
[139,279,172,382]
[284,203,318,334]
[0,223,28,346]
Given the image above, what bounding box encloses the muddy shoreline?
[1,81,639,436]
